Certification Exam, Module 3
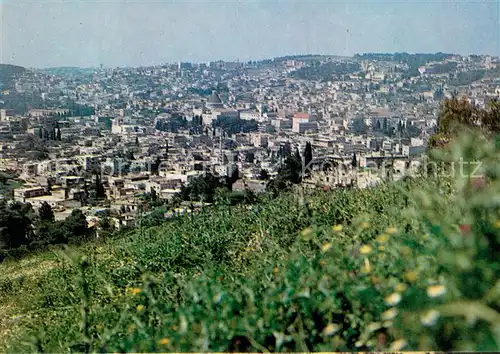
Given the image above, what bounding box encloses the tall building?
[292,112,318,134]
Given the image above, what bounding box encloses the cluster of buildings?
[0,53,499,229]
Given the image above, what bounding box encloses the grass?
[0,133,499,352]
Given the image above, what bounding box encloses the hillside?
[0,64,26,90]
[0,133,499,352]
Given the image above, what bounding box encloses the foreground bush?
[1,132,499,352]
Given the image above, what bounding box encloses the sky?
[1,0,499,68]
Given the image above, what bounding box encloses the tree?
[351,153,358,168]
[259,169,269,180]
[135,136,140,147]
[63,209,89,241]
[0,201,34,249]
[352,118,368,134]
[304,142,313,171]
[95,173,106,199]
[38,202,54,223]
[38,127,43,139]
[56,127,61,141]
[428,96,499,148]
[245,152,255,163]
[126,151,135,161]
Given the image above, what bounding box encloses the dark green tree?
[304,142,313,171]
[352,153,358,168]
[63,209,89,241]
[38,202,54,223]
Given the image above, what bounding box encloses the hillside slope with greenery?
[1,98,500,352]
[1,130,500,352]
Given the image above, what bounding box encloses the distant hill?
[40,67,97,76]
[0,64,26,90]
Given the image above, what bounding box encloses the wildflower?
[386,226,398,235]
[420,310,440,326]
[273,267,279,274]
[360,221,370,230]
[367,322,381,332]
[361,258,371,274]
[378,245,386,251]
[360,244,373,255]
[129,287,142,296]
[382,320,393,328]
[459,224,472,235]
[385,292,402,306]
[400,246,411,258]
[494,220,500,229]
[376,233,390,243]
[427,285,446,298]
[301,227,314,239]
[158,338,170,345]
[136,304,145,312]
[390,338,407,351]
[331,224,343,232]
[322,323,340,336]
[127,324,136,333]
[321,242,332,252]
[404,270,418,283]
[381,308,398,320]
[395,283,407,292]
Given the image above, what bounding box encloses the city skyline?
[1,0,499,68]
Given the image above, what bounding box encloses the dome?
[206,91,224,109]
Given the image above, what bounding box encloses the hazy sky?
[1,0,499,68]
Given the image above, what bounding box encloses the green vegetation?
[429,97,500,148]
[1,98,500,351]
[1,137,499,351]
[289,61,361,81]
[354,52,454,77]
[212,116,258,135]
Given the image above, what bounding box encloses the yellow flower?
[382,320,393,328]
[378,245,386,251]
[321,242,332,252]
[366,322,381,332]
[360,244,373,255]
[127,324,136,333]
[361,258,371,274]
[494,220,500,229]
[385,292,402,306]
[404,270,418,283]
[427,285,446,298]
[273,267,279,274]
[395,283,407,292]
[129,287,142,296]
[400,246,411,257]
[381,308,398,320]
[386,226,398,234]
[360,221,370,230]
[390,338,407,351]
[355,340,365,347]
[376,233,390,243]
[331,224,343,232]
[322,323,340,336]
[158,338,170,345]
[136,304,145,312]
[420,310,440,326]
[301,227,314,239]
